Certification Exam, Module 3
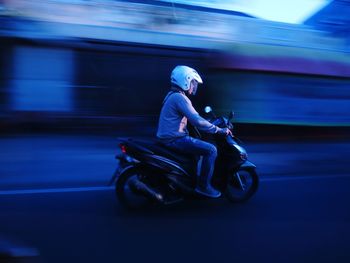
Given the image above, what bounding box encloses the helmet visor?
[191,80,199,95]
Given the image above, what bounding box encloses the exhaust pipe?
[128,177,164,203]
[166,174,194,194]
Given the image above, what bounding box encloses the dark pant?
[164,136,217,186]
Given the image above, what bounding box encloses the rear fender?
[109,164,135,186]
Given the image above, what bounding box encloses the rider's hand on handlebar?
[218,127,233,137]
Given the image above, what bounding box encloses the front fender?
[239,160,256,169]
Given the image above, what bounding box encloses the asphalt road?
[1,175,350,263]
[0,134,349,190]
[0,134,349,263]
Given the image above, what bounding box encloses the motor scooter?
[112,106,259,208]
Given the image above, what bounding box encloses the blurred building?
[305,0,350,41]
[0,0,349,132]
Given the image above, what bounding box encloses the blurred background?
[0,0,349,138]
[1,2,350,263]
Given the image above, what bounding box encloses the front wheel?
[225,168,259,203]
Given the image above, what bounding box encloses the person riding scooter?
[156,65,232,198]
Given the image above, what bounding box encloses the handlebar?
[225,134,235,144]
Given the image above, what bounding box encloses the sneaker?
[195,185,221,198]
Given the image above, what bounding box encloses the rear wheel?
[225,168,259,203]
[115,167,154,209]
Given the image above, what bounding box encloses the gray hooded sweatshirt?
[157,90,219,142]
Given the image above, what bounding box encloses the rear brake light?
[120,144,127,153]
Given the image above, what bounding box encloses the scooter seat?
[133,139,198,164]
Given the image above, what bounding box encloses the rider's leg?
[164,136,221,198]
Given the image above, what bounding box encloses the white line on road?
[0,186,115,195]
[260,174,350,182]
[0,174,349,196]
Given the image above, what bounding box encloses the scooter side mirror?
[204,106,212,114]
[204,106,216,119]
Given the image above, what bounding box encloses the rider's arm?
[175,93,223,134]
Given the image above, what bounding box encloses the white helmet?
[170,65,203,91]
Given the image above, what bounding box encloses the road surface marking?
[261,174,350,182]
[0,174,349,195]
[0,186,114,195]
